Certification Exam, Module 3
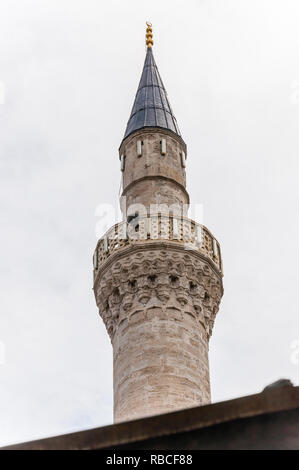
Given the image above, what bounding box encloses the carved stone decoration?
[93,46,224,424]
[94,244,223,423]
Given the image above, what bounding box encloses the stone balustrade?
[93,214,223,277]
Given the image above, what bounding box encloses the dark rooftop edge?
[1,385,298,450]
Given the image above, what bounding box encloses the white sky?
[0,0,299,446]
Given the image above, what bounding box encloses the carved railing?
[93,214,223,276]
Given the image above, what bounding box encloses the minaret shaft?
[93,26,223,422]
[119,128,188,218]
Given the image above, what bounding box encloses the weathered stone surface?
[94,108,223,422]
[119,128,189,216]
[94,245,223,422]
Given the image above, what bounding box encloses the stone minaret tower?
[93,24,223,423]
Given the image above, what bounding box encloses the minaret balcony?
[93,215,223,279]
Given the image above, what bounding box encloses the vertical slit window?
[161,138,166,156]
[120,155,125,171]
[137,140,142,157]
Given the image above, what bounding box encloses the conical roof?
[123,47,181,141]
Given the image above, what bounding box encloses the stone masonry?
[93,32,223,422]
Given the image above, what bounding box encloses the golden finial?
[146,21,154,48]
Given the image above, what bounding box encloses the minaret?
[93,23,223,423]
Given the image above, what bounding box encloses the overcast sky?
[1,0,299,446]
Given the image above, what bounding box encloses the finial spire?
[146,22,153,48]
[122,27,182,141]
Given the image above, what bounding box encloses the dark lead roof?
[123,47,181,141]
